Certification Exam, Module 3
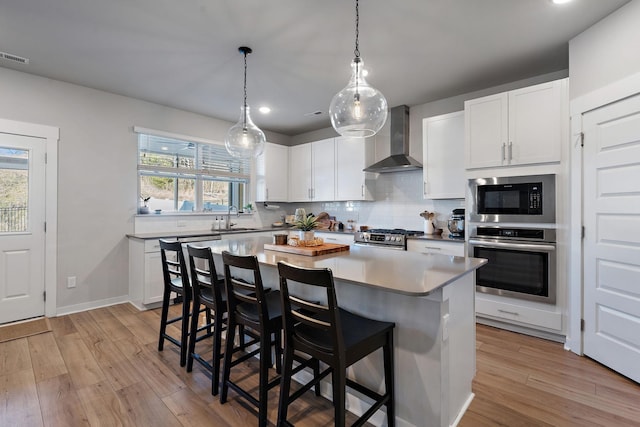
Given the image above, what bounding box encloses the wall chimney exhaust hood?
[363,105,422,173]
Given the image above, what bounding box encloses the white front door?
[0,132,46,324]
[583,93,640,383]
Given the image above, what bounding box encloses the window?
[137,130,250,213]
[0,147,29,232]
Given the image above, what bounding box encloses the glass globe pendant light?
[225,46,266,158]
[329,0,387,138]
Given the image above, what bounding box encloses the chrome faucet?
[226,205,239,229]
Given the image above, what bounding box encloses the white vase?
[299,230,314,241]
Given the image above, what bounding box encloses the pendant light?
[225,46,266,158]
[329,0,388,138]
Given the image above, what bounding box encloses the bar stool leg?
[220,320,235,404]
[211,310,224,396]
[384,330,395,427]
[258,333,271,427]
[179,293,190,367]
[157,287,171,351]
[332,367,347,427]
[186,295,201,372]
[276,343,295,426]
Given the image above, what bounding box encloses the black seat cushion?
[295,308,394,352]
[236,290,282,323]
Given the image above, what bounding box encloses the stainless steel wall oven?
[469,227,556,304]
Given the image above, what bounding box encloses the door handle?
[501,143,506,162]
[508,141,513,162]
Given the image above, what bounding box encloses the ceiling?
[0,0,630,136]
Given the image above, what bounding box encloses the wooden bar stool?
[157,239,196,367]
[185,244,236,396]
[219,251,284,427]
[277,261,396,427]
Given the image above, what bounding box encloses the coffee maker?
[447,208,465,238]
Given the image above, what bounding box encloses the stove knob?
[395,236,402,242]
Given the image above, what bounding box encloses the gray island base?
[201,236,486,427]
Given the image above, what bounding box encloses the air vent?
[1,51,30,65]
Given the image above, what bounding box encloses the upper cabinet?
[289,138,335,202]
[255,142,289,202]
[422,111,465,199]
[464,78,568,169]
[335,136,374,201]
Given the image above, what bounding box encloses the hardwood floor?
[1,303,639,426]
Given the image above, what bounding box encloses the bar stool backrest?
[186,244,224,311]
[221,251,270,330]
[159,239,190,293]
[277,261,344,363]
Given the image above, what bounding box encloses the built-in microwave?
[469,174,555,223]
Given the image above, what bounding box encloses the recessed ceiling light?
[259,106,271,114]
[551,0,572,4]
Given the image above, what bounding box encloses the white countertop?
[201,236,486,297]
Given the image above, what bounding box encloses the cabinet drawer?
[145,239,162,253]
[475,296,562,331]
[314,232,354,245]
[407,240,464,256]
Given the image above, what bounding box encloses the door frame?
[0,118,58,318]
[568,70,640,355]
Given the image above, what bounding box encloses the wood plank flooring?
[1,303,638,426]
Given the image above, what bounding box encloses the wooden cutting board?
[264,243,350,257]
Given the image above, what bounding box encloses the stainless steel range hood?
[363,105,422,173]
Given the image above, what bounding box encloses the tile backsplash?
[134,169,464,234]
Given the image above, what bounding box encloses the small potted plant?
[293,214,318,241]
[139,196,150,214]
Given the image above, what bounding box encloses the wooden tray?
[264,243,350,257]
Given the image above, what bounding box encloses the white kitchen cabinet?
[314,231,354,245]
[129,238,165,309]
[407,239,465,256]
[312,138,335,201]
[475,294,562,332]
[465,79,567,169]
[335,136,374,201]
[288,139,335,202]
[289,143,312,202]
[255,142,289,202]
[422,111,465,199]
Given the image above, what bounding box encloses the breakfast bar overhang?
[202,236,486,427]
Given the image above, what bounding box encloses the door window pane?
[0,147,28,232]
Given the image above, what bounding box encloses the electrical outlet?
[67,276,77,288]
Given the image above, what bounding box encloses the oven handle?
[468,239,555,252]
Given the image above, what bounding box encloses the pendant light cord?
[354,0,360,59]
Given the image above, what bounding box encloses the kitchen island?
[202,236,486,427]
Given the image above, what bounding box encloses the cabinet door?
[335,137,373,201]
[508,80,564,165]
[143,251,164,304]
[423,111,465,199]
[311,138,335,201]
[464,93,508,169]
[289,143,312,201]
[256,143,289,202]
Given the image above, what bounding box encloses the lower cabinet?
[314,231,354,245]
[475,294,563,333]
[407,239,465,256]
[129,238,165,309]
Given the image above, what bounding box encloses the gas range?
[354,228,424,250]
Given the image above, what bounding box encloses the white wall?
[0,67,290,312]
[569,0,640,100]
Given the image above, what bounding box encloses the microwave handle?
[469,239,555,253]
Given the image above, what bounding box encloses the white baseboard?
[55,295,131,317]
[451,393,474,427]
